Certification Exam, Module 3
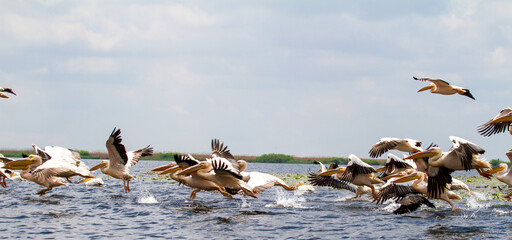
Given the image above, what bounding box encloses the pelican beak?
[3,159,37,170]
[485,112,512,125]
[77,178,93,183]
[318,167,344,176]
[177,163,206,175]
[417,85,433,92]
[375,167,386,172]
[381,172,403,181]
[0,93,7,98]
[485,165,506,175]
[9,172,15,178]
[393,172,420,183]
[404,148,437,159]
[89,162,107,171]
[151,163,176,172]
[158,165,181,175]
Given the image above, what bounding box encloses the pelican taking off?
[0,87,16,98]
[486,151,512,200]
[369,137,422,158]
[89,128,153,192]
[477,107,512,136]
[413,76,475,100]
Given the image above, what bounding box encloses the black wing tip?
[413,76,418,80]
[140,145,153,157]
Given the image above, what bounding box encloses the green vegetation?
[489,158,510,168]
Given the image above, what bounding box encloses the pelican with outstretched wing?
[369,137,422,158]
[0,87,16,98]
[477,107,512,137]
[413,76,475,100]
[89,128,153,192]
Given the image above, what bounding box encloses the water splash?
[137,188,158,204]
[238,196,251,208]
[463,191,490,218]
[265,188,307,209]
[493,209,512,215]
[382,202,400,213]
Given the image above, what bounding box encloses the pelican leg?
[0,177,6,188]
[190,189,201,199]
[476,168,492,179]
[276,182,295,190]
[369,185,378,200]
[37,187,52,196]
[124,180,131,192]
[66,177,73,183]
[215,185,233,198]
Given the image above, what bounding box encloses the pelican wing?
[384,153,414,171]
[393,194,435,215]
[375,183,418,205]
[308,172,357,193]
[106,128,129,167]
[427,166,454,199]
[449,136,485,171]
[210,157,242,180]
[413,76,450,86]
[211,139,235,159]
[369,138,402,158]
[244,172,289,193]
[339,154,376,183]
[477,108,512,137]
[174,153,201,168]
[32,144,52,162]
[126,145,153,168]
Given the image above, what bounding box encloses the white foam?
[382,202,400,213]
[493,209,512,215]
[265,188,307,209]
[462,191,490,218]
[137,188,159,204]
[238,196,251,208]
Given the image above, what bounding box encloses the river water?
[0,160,510,239]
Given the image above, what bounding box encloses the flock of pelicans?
[1,77,512,215]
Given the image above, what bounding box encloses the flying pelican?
[0,87,16,98]
[31,144,90,183]
[413,76,475,100]
[393,171,462,211]
[153,153,234,199]
[477,107,512,137]
[315,154,384,199]
[485,151,512,200]
[3,155,69,195]
[238,160,295,193]
[405,136,490,199]
[89,128,153,192]
[369,137,422,158]
[375,153,415,178]
[176,139,257,198]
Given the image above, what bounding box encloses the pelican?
[485,151,512,200]
[393,171,462,211]
[316,154,384,199]
[3,155,69,195]
[405,136,490,199]
[477,107,512,136]
[238,160,295,193]
[413,76,475,100]
[89,128,153,192]
[0,87,16,98]
[376,153,415,178]
[176,139,257,198]
[369,137,422,158]
[295,181,315,194]
[153,153,234,199]
[31,144,91,183]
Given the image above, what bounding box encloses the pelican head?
[404,147,441,160]
[486,163,508,176]
[176,162,210,175]
[393,172,422,183]
[485,111,512,126]
[317,167,345,176]
[462,89,475,100]
[89,160,109,171]
[158,165,182,175]
[417,84,433,92]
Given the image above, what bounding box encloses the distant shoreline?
[0,149,386,165]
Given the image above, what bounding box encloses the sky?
[1,0,512,160]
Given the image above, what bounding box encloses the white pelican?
[369,137,422,158]
[486,151,512,200]
[176,139,257,198]
[477,107,512,136]
[413,76,475,100]
[89,128,153,192]
[3,155,69,195]
[153,153,234,199]
[376,153,415,178]
[238,160,295,193]
[295,181,315,194]
[0,87,16,98]
[393,171,462,211]
[316,154,384,199]
[31,144,90,183]
[405,136,490,199]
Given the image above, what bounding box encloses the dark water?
[0,160,510,239]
